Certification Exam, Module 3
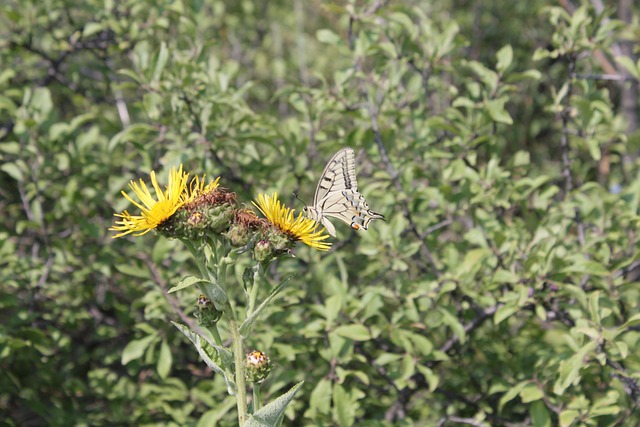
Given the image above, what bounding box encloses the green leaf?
[554,341,597,395]
[530,401,551,427]
[316,29,341,45]
[122,334,157,365]
[333,384,355,427]
[615,313,640,336]
[333,324,371,341]
[588,291,600,323]
[438,308,466,344]
[494,304,519,325]
[152,41,169,84]
[494,269,519,284]
[559,409,579,427]
[520,383,544,402]
[240,274,294,336]
[1,163,23,181]
[244,382,304,427]
[83,22,105,38]
[307,378,332,418]
[616,56,640,80]
[172,322,234,394]
[168,275,207,293]
[496,45,513,73]
[157,339,172,379]
[562,260,610,277]
[486,98,513,125]
[499,381,528,411]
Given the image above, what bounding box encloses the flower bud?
[193,294,222,326]
[245,350,271,383]
[225,223,250,247]
[253,239,273,262]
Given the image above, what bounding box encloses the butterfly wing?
[307,146,384,236]
[313,147,358,206]
[321,189,385,232]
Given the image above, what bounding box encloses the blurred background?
[1,0,639,425]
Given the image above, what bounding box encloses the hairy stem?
[227,310,247,424]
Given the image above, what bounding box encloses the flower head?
[110,165,190,238]
[245,350,271,383]
[253,192,331,251]
[186,175,221,201]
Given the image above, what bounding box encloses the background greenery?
[2,0,640,425]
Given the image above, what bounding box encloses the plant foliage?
[1,0,639,425]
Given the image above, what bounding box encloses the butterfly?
[303,147,385,237]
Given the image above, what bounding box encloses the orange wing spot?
[351,224,361,230]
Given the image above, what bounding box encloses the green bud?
[253,239,273,262]
[268,229,292,252]
[245,350,271,383]
[193,294,222,326]
[225,223,250,247]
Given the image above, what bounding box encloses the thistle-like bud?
[267,229,292,252]
[204,204,235,233]
[245,350,271,383]
[193,294,222,326]
[225,223,250,247]
[253,239,273,262]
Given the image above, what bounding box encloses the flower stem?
[208,324,223,347]
[247,264,261,316]
[227,311,248,425]
[253,382,262,412]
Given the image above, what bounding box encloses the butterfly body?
[304,147,384,237]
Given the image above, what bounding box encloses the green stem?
[208,324,223,347]
[253,382,262,412]
[183,241,207,277]
[227,310,248,425]
[247,264,261,316]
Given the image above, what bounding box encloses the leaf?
[438,307,466,344]
[333,324,371,341]
[240,274,294,336]
[486,98,513,124]
[157,339,172,379]
[1,163,23,181]
[494,304,519,325]
[520,383,544,402]
[496,45,513,73]
[333,384,355,427]
[168,275,207,293]
[172,322,234,393]
[122,334,157,365]
[562,260,610,277]
[499,380,527,411]
[152,42,169,84]
[530,401,551,427]
[83,22,105,38]
[553,341,597,395]
[615,313,640,336]
[494,269,519,284]
[243,382,304,427]
[307,378,332,418]
[588,291,600,324]
[559,409,579,427]
[616,56,640,80]
[316,29,341,45]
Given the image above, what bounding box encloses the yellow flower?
[110,165,190,238]
[186,175,221,201]
[253,192,331,251]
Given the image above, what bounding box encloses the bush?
[1,1,639,425]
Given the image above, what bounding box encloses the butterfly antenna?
[293,192,307,206]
